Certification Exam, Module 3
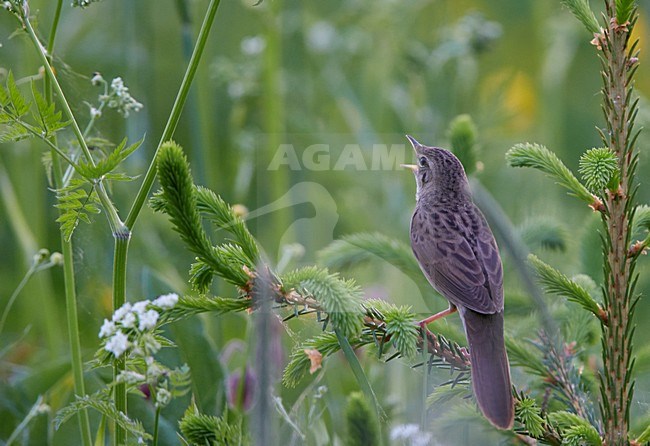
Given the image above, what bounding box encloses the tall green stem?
[43,1,92,444]
[125,0,222,229]
[60,226,93,446]
[112,237,130,445]
[152,406,161,446]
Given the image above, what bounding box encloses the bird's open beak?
[403,135,421,173]
[405,134,422,153]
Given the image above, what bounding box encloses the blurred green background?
[1,0,650,444]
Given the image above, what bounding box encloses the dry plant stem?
[601,2,636,443]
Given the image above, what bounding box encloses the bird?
[402,135,514,430]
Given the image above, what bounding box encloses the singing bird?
[403,135,514,429]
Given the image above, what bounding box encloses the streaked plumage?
[405,135,514,430]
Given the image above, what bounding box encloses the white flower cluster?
[99,293,179,358]
[96,76,143,118]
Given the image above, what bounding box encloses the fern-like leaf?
[55,391,151,441]
[54,179,101,241]
[6,71,30,118]
[0,123,30,143]
[31,82,68,136]
[77,137,142,181]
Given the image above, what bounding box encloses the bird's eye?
[418,157,427,167]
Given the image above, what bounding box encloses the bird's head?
[402,135,470,202]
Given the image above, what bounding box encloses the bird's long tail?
[461,308,514,429]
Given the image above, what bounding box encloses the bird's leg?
[418,305,457,328]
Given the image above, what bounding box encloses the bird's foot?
[417,306,457,328]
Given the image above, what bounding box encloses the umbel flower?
[90,73,144,118]
[99,293,189,409]
[99,293,179,358]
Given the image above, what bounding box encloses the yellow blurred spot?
[482,70,537,133]
[504,72,537,132]
[99,285,113,314]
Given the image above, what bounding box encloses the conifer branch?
[561,0,600,34]
[506,143,604,212]
[528,254,607,323]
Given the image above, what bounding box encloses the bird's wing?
[410,206,503,314]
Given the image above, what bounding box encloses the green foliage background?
[1,0,650,444]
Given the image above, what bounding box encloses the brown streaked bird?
[403,135,514,430]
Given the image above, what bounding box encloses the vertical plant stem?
[112,237,130,445]
[600,2,638,443]
[152,406,161,446]
[60,228,93,446]
[42,1,92,444]
[125,0,222,229]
